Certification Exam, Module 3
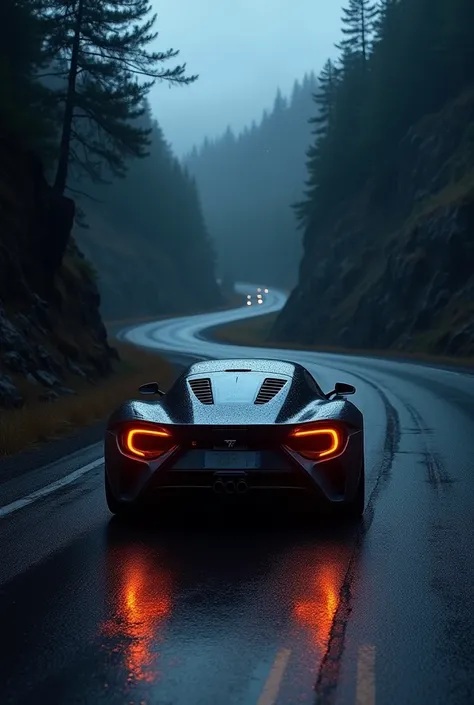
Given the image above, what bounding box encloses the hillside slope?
[0,136,115,409]
[272,89,474,356]
[72,110,222,321]
[76,209,219,320]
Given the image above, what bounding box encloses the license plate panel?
[204,451,260,470]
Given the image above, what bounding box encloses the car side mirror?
[326,382,356,399]
[138,382,165,396]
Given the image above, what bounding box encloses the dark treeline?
[0,0,220,315]
[297,0,474,241]
[0,0,56,154]
[76,101,219,314]
[185,73,318,288]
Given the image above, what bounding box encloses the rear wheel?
[105,470,135,518]
[336,464,365,521]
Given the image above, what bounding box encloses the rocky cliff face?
[272,89,474,357]
[0,136,116,409]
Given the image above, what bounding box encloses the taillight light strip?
[285,425,348,462]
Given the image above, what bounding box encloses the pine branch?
[38,0,198,192]
[65,185,103,202]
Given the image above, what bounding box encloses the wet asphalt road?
[1,285,474,705]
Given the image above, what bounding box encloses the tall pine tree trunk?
[53,0,83,195]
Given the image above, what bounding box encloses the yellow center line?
[356,644,376,705]
[256,648,292,705]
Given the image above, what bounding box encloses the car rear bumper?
[138,486,336,521]
[105,428,364,509]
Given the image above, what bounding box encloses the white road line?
[256,648,292,705]
[356,644,376,705]
[0,457,104,520]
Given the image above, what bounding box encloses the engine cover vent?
[188,377,214,404]
[254,377,287,404]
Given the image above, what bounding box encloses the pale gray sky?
[148,1,344,157]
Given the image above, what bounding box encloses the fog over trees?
[296,0,474,240]
[185,72,319,289]
[0,0,220,316]
[77,99,219,311]
[186,0,474,295]
[3,0,472,310]
[270,0,474,358]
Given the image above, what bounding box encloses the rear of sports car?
[104,361,365,519]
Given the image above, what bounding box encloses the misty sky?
[148,1,344,157]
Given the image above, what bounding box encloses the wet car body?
[104,358,365,519]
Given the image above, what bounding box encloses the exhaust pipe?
[213,479,248,495]
[236,480,248,494]
[214,480,225,494]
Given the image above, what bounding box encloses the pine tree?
[273,89,287,114]
[359,0,406,158]
[438,0,474,94]
[290,79,301,106]
[337,0,378,63]
[0,0,54,150]
[311,2,378,204]
[293,60,339,227]
[39,0,198,195]
[372,0,400,44]
[309,59,338,139]
[297,0,473,255]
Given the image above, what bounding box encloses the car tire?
[105,470,134,518]
[337,464,365,521]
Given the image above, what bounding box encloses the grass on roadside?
[211,313,278,347]
[211,312,474,370]
[0,341,177,458]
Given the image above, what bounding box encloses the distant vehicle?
[104,358,365,520]
[264,288,269,293]
[247,301,252,306]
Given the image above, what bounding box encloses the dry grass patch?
[211,313,278,346]
[0,341,177,458]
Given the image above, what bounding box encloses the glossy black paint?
[107,358,363,430]
[104,359,365,512]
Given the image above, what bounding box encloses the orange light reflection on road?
[101,550,172,684]
[293,564,340,650]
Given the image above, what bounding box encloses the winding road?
[1,284,473,705]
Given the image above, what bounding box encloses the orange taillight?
[121,426,173,460]
[287,425,345,461]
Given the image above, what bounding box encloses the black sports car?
[104,358,365,519]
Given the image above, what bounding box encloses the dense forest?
[295,0,474,233]
[0,0,221,320]
[273,0,474,356]
[185,73,318,288]
[2,0,473,360]
[74,102,221,319]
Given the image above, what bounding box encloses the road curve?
[1,284,474,705]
